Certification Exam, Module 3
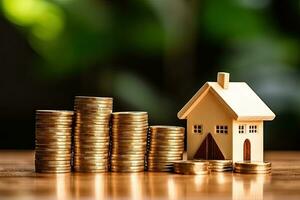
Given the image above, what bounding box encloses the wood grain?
[0,151,300,200]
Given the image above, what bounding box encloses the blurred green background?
[0,0,299,149]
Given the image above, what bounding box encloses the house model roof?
[178,72,276,121]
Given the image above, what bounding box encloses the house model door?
[243,139,251,160]
[193,133,225,160]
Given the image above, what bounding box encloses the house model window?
[216,125,228,134]
[249,125,258,133]
[193,125,202,134]
[238,125,245,133]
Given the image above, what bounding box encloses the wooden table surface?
[0,151,300,200]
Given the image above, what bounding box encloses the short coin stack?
[173,160,209,175]
[234,161,272,174]
[206,160,233,172]
[73,96,113,172]
[35,110,74,173]
[110,112,148,172]
[146,126,185,172]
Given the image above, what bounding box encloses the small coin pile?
[110,112,148,172]
[35,110,74,173]
[173,160,209,175]
[73,96,113,172]
[234,161,272,174]
[146,126,185,172]
[206,160,233,172]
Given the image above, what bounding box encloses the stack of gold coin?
[173,160,209,175]
[73,96,113,172]
[146,126,185,172]
[194,160,233,172]
[234,161,272,174]
[110,112,148,172]
[35,110,74,173]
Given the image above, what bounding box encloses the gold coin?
[74,105,112,110]
[36,110,74,115]
[110,169,144,173]
[111,149,146,153]
[36,137,71,142]
[73,162,109,166]
[111,130,148,134]
[112,111,147,116]
[74,134,110,138]
[173,160,209,166]
[111,137,147,142]
[74,96,113,101]
[73,163,108,167]
[35,160,70,165]
[73,166,108,171]
[148,144,184,149]
[36,169,71,173]
[75,121,110,126]
[35,164,71,169]
[211,168,233,172]
[35,165,71,170]
[110,150,146,155]
[234,161,271,168]
[35,121,72,125]
[74,154,108,159]
[110,158,145,162]
[147,155,182,160]
[112,128,148,133]
[35,143,71,147]
[110,165,144,170]
[75,124,110,128]
[35,134,71,139]
[147,168,173,172]
[149,136,184,140]
[73,146,109,150]
[73,138,110,142]
[35,114,73,119]
[147,162,173,167]
[234,166,271,172]
[150,125,184,131]
[35,157,71,161]
[35,140,72,144]
[147,150,183,155]
[110,162,145,166]
[35,127,73,133]
[148,139,184,143]
[35,148,71,152]
[149,132,185,137]
[234,169,271,174]
[174,169,209,175]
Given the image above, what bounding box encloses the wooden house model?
[178,72,275,162]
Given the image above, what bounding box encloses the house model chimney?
[217,72,230,89]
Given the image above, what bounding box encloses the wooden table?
[0,151,300,200]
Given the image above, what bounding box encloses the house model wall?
[178,72,275,162]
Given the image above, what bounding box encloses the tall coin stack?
[146,126,185,172]
[110,112,148,172]
[73,96,113,172]
[35,110,74,173]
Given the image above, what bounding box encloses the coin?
[233,161,271,174]
[172,160,209,175]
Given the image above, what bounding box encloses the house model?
[177,72,275,162]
